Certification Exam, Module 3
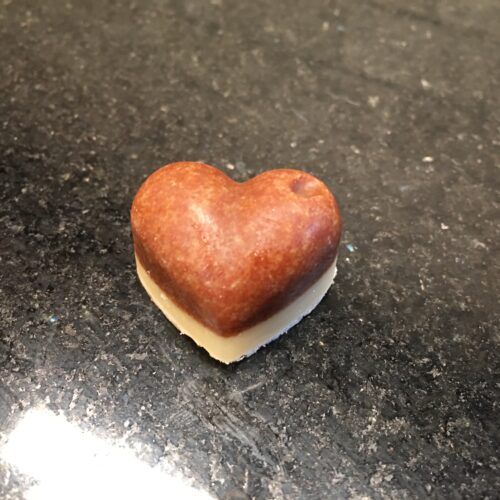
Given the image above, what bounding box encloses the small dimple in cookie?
[290,175,323,198]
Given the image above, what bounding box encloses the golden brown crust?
[131,162,342,336]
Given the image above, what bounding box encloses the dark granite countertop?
[1,1,499,498]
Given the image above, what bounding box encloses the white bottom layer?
[136,256,337,364]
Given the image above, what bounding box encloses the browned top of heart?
[131,162,342,336]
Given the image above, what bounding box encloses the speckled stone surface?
[1,0,499,498]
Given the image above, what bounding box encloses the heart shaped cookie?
[131,162,342,363]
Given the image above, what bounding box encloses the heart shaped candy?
[131,162,342,361]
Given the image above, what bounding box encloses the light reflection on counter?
[1,408,212,500]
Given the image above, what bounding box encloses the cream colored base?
[135,256,337,364]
